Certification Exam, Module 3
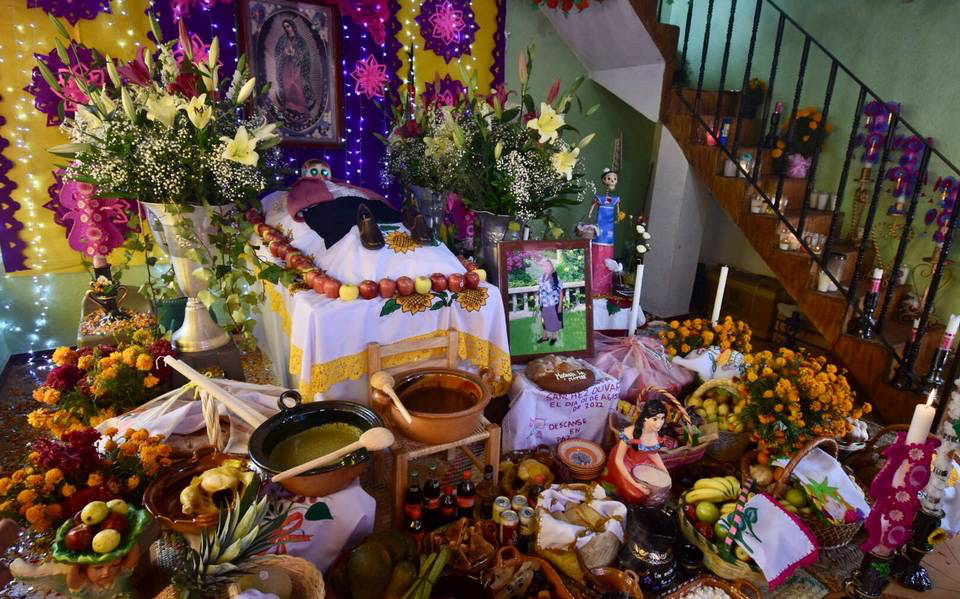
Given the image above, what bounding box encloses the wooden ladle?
[271,427,395,483]
[369,371,413,424]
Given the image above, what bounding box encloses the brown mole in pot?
[399,387,478,413]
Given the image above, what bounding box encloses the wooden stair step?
[670,88,745,118]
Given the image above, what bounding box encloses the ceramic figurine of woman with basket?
[601,397,676,505]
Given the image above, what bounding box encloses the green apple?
[714,520,729,540]
[338,284,359,301]
[106,499,128,515]
[695,501,720,525]
[734,546,750,562]
[414,276,432,295]
[785,487,807,508]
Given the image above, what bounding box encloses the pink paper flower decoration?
[59,181,131,259]
[351,55,388,99]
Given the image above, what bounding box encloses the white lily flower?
[252,122,278,142]
[183,94,213,129]
[527,102,564,144]
[550,147,580,180]
[145,94,180,128]
[636,224,646,233]
[637,245,648,254]
[221,126,259,166]
[236,78,256,104]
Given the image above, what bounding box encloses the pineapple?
[173,475,288,599]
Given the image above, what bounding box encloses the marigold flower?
[61,483,76,497]
[0,500,13,512]
[25,504,47,524]
[101,366,119,381]
[16,489,37,505]
[11,470,26,483]
[127,476,140,490]
[105,427,118,437]
[46,503,63,519]
[77,354,94,370]
[44,469,64,485]
[122,346,140,367]
[86,473,104,487]
[52,347,78,367]
[144,374,160,389]
[25,474,44,488]
[0,478,11,495]
[136,354,154,371]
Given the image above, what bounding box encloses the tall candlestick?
[853,269,882,339]
[906,390,937,445]
[628,263,644,337]
[921,317,958,394]
[711,265,728,325]
[870,268,884,293]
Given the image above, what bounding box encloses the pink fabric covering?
[587,333,695,400]
[591,243,614,295]
[287,176,389,222]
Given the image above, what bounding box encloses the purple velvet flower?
[25,44,103,127]
[423,75,465,107]
[416,0,478,63]
[27,0,111,26]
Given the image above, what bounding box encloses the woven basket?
[741,437,864,550]
[153,555,325,599]
[661,575,761,599]
[687,379,752,462]
[608,387,716,470]
[678,497,767,590]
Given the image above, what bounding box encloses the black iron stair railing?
[657,0,959,402]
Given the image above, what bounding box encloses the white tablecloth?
[256,191,512,402]
[502,361,620,452]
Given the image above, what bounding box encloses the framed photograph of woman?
[498,240,594,362]
[238,0,344,147]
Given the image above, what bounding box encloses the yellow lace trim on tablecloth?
[265,284,292,337]
[291,330,512,400]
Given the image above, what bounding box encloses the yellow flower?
[24,504,47,525]
[928,528,949,546]
[385,231,420,254]
[52,347,78,366]
[42,388,61,405]
[122,346,140,366]
[221,126,260,166]
[77,354,94,370]
[132,329,154,344]
[809,121,819,130]
[86,473,104,487]
[455,288,489,312]
[44,469,64,486]
[101,365,119,381]
[61,483,76,498]
[527,102,565,144]
[105,427,119,437]
[144,374,160,389]
[550,147,580,181]
[0,500,12,512]
[396,293,434,315]
[182,93,213,129]
[0,478,10,495]
[11,470,26,484]
[136,353,154,371]
[145,93,181,128]
[669,320,680,328]
[16,489,37,505]
[91,381,108,397]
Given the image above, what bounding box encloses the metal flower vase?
[476,211,520,286]
[141,201,231,352]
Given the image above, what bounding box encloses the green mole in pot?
[268,422,363,470]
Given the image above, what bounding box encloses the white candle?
[946,314,960,337]
[869,268,884,293]
[628,264,644,337]
[906,390,937,445]
[711,265,729,325]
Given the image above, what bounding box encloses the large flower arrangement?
[39,15,285,345]
[447,48,596,221]
[0,427,172,534]
[740,348,870,457]
[772,106,833,176]
[658,316,753,358]
[29,331,176,432]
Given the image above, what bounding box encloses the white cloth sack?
[772,447,871,523]
[672,346,747,381]
[535,484,626,552]
[723,493,819,589]
[502,361,619,452]
[939,462,960,534]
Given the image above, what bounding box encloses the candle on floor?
[711,265,729,324]
[628,264,644,337]
[906,390,937,445]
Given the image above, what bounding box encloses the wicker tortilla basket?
[661,575,760,599]
[687,378,752,462]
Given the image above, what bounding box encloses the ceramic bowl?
[370,368,492,444]
[557,438,606,479]
[248,392,383,497]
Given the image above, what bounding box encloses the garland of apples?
[245,210,488,302]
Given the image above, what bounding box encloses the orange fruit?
[757,450,770,466]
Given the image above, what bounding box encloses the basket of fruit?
[678,484,766,589]
[742,437,865,550]
[661,574,760,599]
[685,379,751,463]
[610,387,715,470]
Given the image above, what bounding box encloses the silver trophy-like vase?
[141,201,231,352]
[476,211,521,286]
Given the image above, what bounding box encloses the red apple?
[396,276,415,296]
[304,269,322,289]
[694,521,715,541]
[256,223,273,237]
[311,274,328,294]
[359,280,379,300]
[322,277,341,299]
[464,261,478,272]
[685,503,699,523]
[65,524,95,552]
[262,228,283,242]
[289,254,313,271]
[101,512,129,535]
[464,272,481,289]
[379,278,397,299]
[447,273,465,292]
[268,240,289,258]
[430,273,448,292]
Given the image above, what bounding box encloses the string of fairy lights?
[0,0,488,359]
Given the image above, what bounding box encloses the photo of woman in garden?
[537,259,564,346]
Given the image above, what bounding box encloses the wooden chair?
[366,329,502,527]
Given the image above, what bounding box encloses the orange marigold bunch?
[740,347,870,457]
[658,315,753,357]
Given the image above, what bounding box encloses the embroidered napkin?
[672,346,747,380]
[722,492,819,588]
[772,447,871,523]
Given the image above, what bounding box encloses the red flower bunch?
[148,338,177,378]
[33,429,102,476]
[45,364,84,392]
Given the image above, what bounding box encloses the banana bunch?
[685,476,741,503]
[720,502,737,516]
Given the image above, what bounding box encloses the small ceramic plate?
[557,439,606,472]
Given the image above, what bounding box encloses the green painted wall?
[505,2,657,253]
[665,0,960,320]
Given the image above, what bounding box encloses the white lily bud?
[106,55,121,88]
[121,87,136,121]
[494,141,503,161]
[236,77,256,104]
[208,37,219,70]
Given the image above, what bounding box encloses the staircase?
[548,0,959,424]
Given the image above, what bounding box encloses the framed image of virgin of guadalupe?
[238,0,345,147]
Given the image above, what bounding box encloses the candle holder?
[852,292,880,339]
[919,347,951,395]
[843,551,893,599]
[891,364,921,391]
[891,505,941,591]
